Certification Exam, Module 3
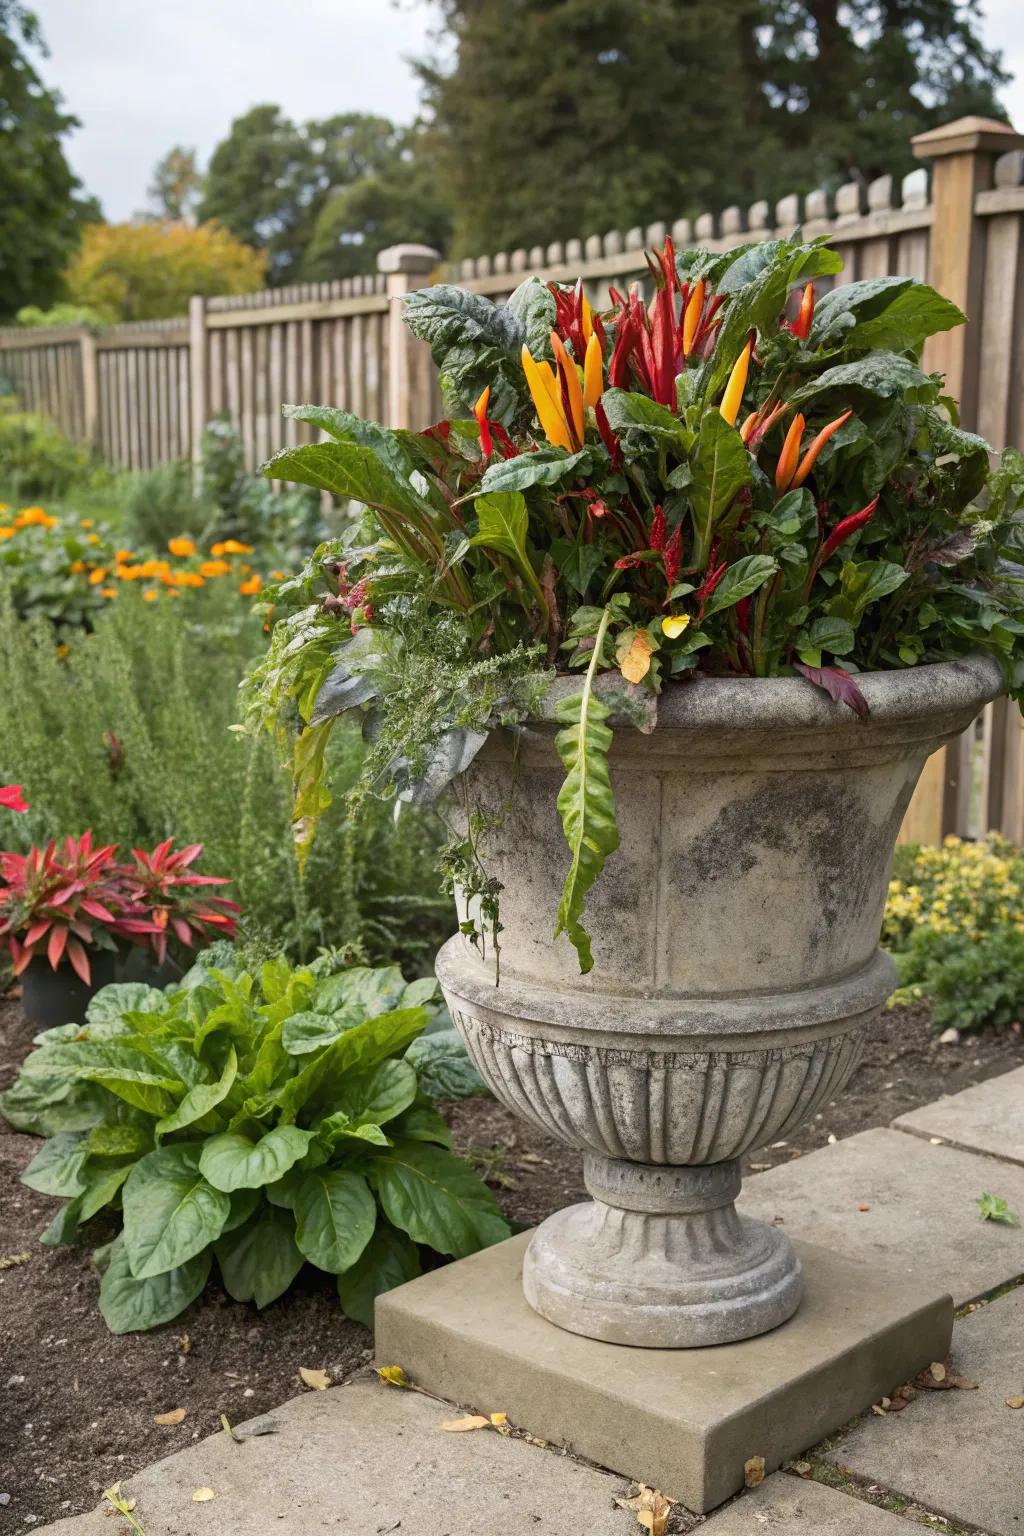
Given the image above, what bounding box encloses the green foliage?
[0,401,93,499]
[65,221,267,325]
[977,1193,1021,1227]
[118,460,210,548]
[0,3,97,319]
[147,146,202,222]
[416,0,1007,257]
[15,301,105,328]
[0,588,450,970]
[884,836,1024,1033]
[2,958,505,1331]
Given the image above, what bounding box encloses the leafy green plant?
[0,399,94,500]
[977,1193,1021,1227]
[247,234,1024,971]
[884,836,1024,1032]
[2,958,502,1332]
[119,460,211,549]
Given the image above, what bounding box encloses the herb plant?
[244,234,1024,971]
[1,958,500,1333]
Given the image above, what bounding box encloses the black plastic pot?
[115,943,184,991]
[20,950,118,1031]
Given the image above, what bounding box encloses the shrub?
[0,400,93,500]
[119,461,211,549]
[1,958,500,1332]
[65,221,268,324]
[0,589,448,969]
[884,835,1024,1032]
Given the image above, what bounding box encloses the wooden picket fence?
[2,114,1024,846]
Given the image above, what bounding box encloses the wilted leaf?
[220,1413,239,1442]
[376,1364,411,1388]
[0,1251,31,1270]
[617,629,654,685]
[929,1362,947,1383]
[614,1483,676,1536]
[299,1367,331,1391]
[153,1407,186,1425]
[788,1460,812,1478]
[439,1414,489,1432]
[744,1456,766,1488]
[192,1488,216,1502]
[489,1411,507,1426]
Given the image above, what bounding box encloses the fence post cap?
[377,244,441,275]
[912,116,1024,160]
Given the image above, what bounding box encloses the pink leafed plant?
[0,785,28,813]
[126,838,240,965]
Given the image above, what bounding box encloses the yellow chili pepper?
[550,331,584,446]
[682,279,705,357]
[719,339,752,427]
[521,345,573,451]
[582,331,604,409]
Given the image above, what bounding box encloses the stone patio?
[36,1068,1024,1535]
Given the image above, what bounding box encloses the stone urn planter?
[435,655,1003,1348]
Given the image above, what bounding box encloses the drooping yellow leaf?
[192,1488,216,1502]
[439,1414,490,1432]
[375,1365,411,1389]
[744,1455,766,1488]
[153,1407,187,1425]
[661,614,690,639]
[617,629,654,684]
[614,1484,675,1536]
[299,1367,331,1391]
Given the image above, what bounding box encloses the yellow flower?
[86,534,101,546]
[210,539,253,556]
[70,559,87,573]
[662,614,691,639]
[137,559,171,579]
[200,559,231,577]
[80,518,95,529]
[56,642,70,659]
[168,535,196,557]
[168,571,205,588]
[239,574,262,596]
[88,567,108,586]
[0,528,15,541]
[15,506,58,528]
[143,589,159,603]
[115,548,136,562]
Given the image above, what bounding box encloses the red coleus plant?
[0,832,156,984]
[126,838,240,965]
[1,785,28,813]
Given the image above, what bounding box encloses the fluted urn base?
[522,1155,802,1348]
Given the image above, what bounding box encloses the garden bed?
[2,989,1023,1526]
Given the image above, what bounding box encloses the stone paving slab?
[738,1127,1024,1305]
[34,1378,634,1536]
[703,1474,917,1531]
[893,1064,1024,1166]
[375,1230,951,1514]
[825,1284,1024,1536]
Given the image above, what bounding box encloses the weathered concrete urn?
[436,655,1003,1348]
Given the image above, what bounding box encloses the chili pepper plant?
[244,233,1024,972]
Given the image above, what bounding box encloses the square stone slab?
[703,1474,919,1532]
[893,1065,1024,1166]
[33,1378,633,1536]
[375,1230,952,1514]
[738,1127,1024,1305]
[825,1285,1024,1536]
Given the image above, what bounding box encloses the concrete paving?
[738,1126,1024,1304]
[34,1378,635,1535]
[893,1064,1024,1165]
[375,1230,951,1513]
[702,1475,920,1531]
[825,1285,1024,1536]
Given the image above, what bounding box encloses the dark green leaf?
[336,1222,421,1328]
[215,1206,305,1308]
[703,555,778,617]
[370,1143,509,1258]
[99,1236,210,1334]
[292,1168,377,1273]
[406,1030,487,1100]
[691,410,752,565]
[122,1146,230,1279]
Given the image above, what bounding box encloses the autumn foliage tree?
[65,221,268,323]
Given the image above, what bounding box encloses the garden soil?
[2,990,1023,1525]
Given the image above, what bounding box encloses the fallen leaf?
[439,1414,489,1432]
[299,1368,331,1392]
[220,1413,239,1442]
[489,1412,507,1426]
[614,1483,676,1536]
[0,1251,31,1270]
[1006,1395,1024,1410]
[744,1456,766,1488]
[525,1435,547,1447]
[858,1204,870,1212]
[192,1488,216,1503]
[929,1362,947,1383]
[788,1460,812,1478]
[661,614,690,640]
[618,629,654,685]
[178,1334,191,1354]
[153,1408,186,1426]
[947,1374,979,1391]
[871,1404,887,1416]
[375,1365,410,1389]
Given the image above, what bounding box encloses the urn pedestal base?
[523,1156,802,1347]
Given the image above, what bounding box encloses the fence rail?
[3,116,1024,846]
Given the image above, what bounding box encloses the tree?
[64,221,268,323]
[414,0,1009,256]
[148,146,202,222]
[0,2,98,319]
[199,106,447,283]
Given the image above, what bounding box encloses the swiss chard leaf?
[292,1167,377,1273]
[690,410,752,566]
[215,1205,305,1308]
[369,1142,509,1258]
[336,1221,422,1327]
[122,1146,231,1280]
[99,1235,210,1335]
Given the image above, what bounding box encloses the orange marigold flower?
[137,559,171,579]
[239,574,262,596]
[86,534,101,545]
[56,642,70,659]
[15,507,58,528]
[88,567,108,586]
[143,589,159,603]
[115,549,135,562]
[70,559,87,573]
[100,586,117,598]
[0,528,15,541]
[269,570,287,581]
[211,539,253,556]
[117,564,143,580]
[200,559,231,577]
[166,589,181,599]
[168,535,196,557]
[169,571,206,588]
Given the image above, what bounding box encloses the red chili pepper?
[789,282,815,341]
[594,398,622,469]
[695,559,728,605]
[818,496,879,566]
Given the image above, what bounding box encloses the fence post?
[377,245,441,429]
[188,294,208,478]
[79,329,99,448]
[900,117,1024,845]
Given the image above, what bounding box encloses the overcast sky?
[28,0,1024,222]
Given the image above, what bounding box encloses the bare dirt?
[2,991,1022,1525]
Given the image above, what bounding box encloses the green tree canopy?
[148,145,202,222]
[0,2,99,319]
[414,0,1009,257]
